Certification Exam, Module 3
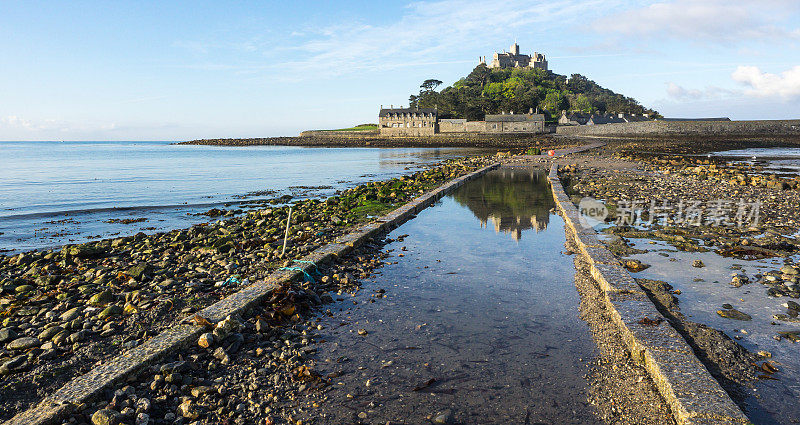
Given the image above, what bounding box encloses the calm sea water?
[712,147,800,173]
[0,141,490,253]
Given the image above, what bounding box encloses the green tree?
[420,79,443,92]
[543,91,567,114]
[572,94,593,113]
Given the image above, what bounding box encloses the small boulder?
[781,265,799,275]
[624,259,650,272]
[91,408,121,425]
[126,263,153,281]
[69,244,103,258]
[0,327,19,343]
[730,273,750,288]
[178,400,201,419]
[717,308,752,321]
[88,290,114,306]
[6,336,41,351]
[197,332,214,348]
[60,307,83,322]
[98,305,123,320]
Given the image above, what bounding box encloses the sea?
[0,141,491,254]
[711,147,800,174]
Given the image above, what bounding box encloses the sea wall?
[182,133,552,148]
[299,130,380,137]
[556,119,800,137]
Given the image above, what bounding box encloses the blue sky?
[1,0,799,141]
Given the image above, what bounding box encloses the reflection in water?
[451,167,554,240]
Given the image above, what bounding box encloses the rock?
[692,260,705,268]
[212,315,240,340]
[212,347,230,364]
[730,274,750,288]
[431,409,454,424]
[717,308,752,321]
[781,265,799,275]
[126,263,153,281]
[136,398,151,412]
[0,355,28,375]
[38,326,64,341]
[14,285,35,294]
[223,333,244,354]
[255,318,269,333]
[357,329,368,336]
[98,305,123,320]
[91,408,121,425]
[88,290,114,306]
[191,386,213,397]
[0,327,18,343]
[178,400,201,419]
[69,244,103,258]
[135,413,149,425]
[198,332,214,348]
[60,307,82,322]
[624,259,650,272]
[6,336,41,351]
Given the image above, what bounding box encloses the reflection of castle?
[483,213,547,241]
[452,167,554,241]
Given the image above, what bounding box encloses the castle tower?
[510,42,519,56]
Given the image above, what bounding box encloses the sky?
[0,0,799,141]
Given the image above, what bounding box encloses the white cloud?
[732,65,800,99]
[0,115,36,129]
[280,0,623,76]
[665,82,738,101]
[593,0,799,42]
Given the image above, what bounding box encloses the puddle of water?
[625,238,800,423]
[309,168,600,424]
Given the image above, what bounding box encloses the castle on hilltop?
[480,42,548,71]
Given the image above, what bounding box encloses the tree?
[404,65,659,120]
[543,91,567,114]
[572,94,593,113]
[420,79,443,92]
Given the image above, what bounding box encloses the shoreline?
[176,133,800,153]
[0,155,497,421]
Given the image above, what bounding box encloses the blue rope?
[292,259,321,275]
[279,266,315,283]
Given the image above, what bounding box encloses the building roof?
[623,114,650,122]
[589,114,625,124]
[379,108,437,117]
[485,113,545,122]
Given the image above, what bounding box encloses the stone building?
[379,106,546,136]
[378,107,438,136]
[484,111,545,133]
[559,111,591,126]
[559,110,652,126]
[485,43,548,71]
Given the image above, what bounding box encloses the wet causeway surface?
[310,168,600,424]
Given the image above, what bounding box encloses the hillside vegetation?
[409,64,660,121]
